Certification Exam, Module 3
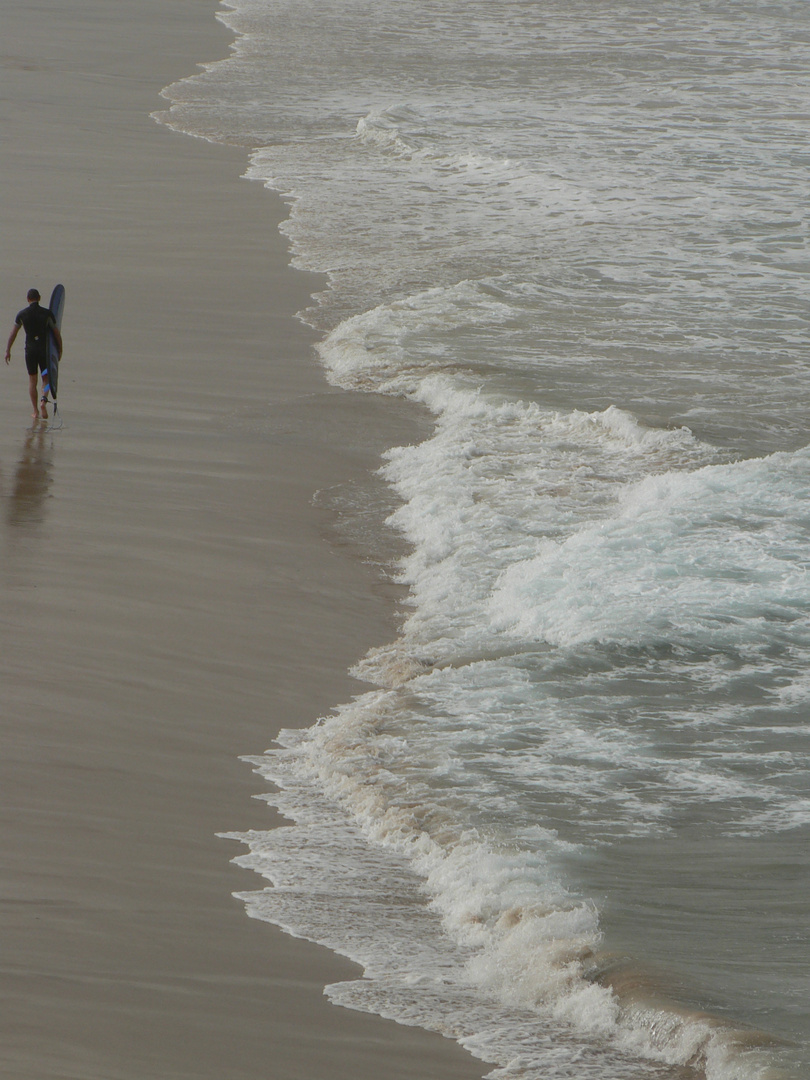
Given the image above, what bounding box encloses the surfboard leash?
[43,395,63,431]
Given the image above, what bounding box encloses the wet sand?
[0,2,482,1078]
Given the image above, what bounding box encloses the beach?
[0,2,483,1078]
[5,2,809,1078]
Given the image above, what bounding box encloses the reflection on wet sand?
[6,421,54,527]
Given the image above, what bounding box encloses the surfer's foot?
[40,402,48,419]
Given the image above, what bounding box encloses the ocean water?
[156,2,810,1078]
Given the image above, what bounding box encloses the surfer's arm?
[5,323,20,363]
[52,324,63,359]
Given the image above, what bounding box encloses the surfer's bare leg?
[39,368,51,419]
[28,373,40,418]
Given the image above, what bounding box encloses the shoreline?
[0,2,481,1078]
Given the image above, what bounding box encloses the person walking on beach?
[5,288,62,419]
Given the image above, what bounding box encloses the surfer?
[5,288,63,419]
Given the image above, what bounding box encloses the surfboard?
[45,283,65,403]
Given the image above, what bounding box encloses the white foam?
[369,386,712,660]
[227,708,788,1080]
[489,451,810,652]
[316,281,514,393]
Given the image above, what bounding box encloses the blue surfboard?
[45,284,65,402]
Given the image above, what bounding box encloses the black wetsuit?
[15,303,56,376]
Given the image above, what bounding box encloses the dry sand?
[0,2,483,1078]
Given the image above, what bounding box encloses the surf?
[156,1,810,1076]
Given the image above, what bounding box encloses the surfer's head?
[27,289,40,302]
